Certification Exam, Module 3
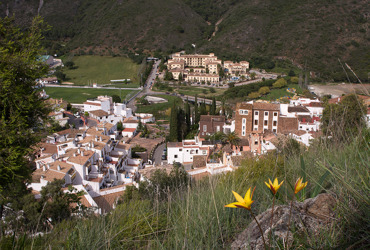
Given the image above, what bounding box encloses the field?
[259,84,303,101]
[63,56,141,86]
[136,95,183,121]
[44,87,139,104]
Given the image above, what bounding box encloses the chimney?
[57,165,61,171]
[100,136,102,142]
[78,148,81,154]
[42,165,46,171]
[81,151,84,156]
[47,163,50,169]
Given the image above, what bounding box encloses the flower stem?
[285,193,295,250]
[250,209,267,250]
[270,195,276,247]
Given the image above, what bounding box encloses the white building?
[167,139,214,164]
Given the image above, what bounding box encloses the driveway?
[153,143,166,165]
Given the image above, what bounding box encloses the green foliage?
[164,70,173,81]
[248,91,261,99]
[223,79,275,100]
[272,78,288,88]
[111,94,121,103]
[258,86,270,95]
[0,16,51,193]
[64,61,75,69]
[321,94,367,142]
[116,121,123,131]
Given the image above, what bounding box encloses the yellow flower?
[265,177,284,195]
[225,187,255,210]
[294,177,308,194]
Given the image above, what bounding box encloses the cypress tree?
[194,94,200,124]
[169,102,178,141]
[211,96,216,115]
[200,100,207,115]
[185,99,191,131]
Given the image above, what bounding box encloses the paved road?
[45,84,141,90]
[126,59,161,112]
[153,143,166,165]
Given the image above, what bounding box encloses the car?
[161,155,167,160]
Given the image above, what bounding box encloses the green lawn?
[260,84,303,101]
[136,95,183,121]
[44,87,139,104]
[63,56,141,86]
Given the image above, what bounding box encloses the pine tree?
[194,94,200,124]
[177,107,187,141]
[211,96,216,115]
[0,17,52,193]
[221,98,226,116]
[169,102,178,141]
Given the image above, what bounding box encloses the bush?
[258,86,270,95]
[272,78,287,88]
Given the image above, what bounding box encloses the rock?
[231,193,337,250]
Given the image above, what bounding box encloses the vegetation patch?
[136,95,183,121]
[44,87,138,103]
[62,56,141,86]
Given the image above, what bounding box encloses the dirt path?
[208,18,224,41]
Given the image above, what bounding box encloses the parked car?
[161,155,167,160]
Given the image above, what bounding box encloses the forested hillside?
[1,0,369,81]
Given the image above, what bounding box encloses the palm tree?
[222,132,241,149]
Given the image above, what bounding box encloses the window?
[255,111,259,116]
[202,150,207,154]
[273,121,277,126]
[273,129,277,132]
[242,118,246,124]
[196,150,198,154]
[242,125,245,130]
[255,140,258,145]
[203,125,207,132]
[264,112,268,116]
[264,120,268,126]
[174,155,178,158]
[254,120,258,125]
[242,131,245,136]
[217,126,220,132]
[179,149,182,152]
[254,127,258,131]
[273,112,278,117]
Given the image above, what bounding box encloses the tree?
[65,61,75,69]
[321,94,366,141]
[218,64,225,78]
[290,76,299,84]
[272,78,288,88]
[55,69,66,82]
[194,95,200,124]
[200,101,207,115]
[211,96,216,115]
[185,99,191,130]
[117,121,124,131]
[250,72,257,80]
[248,92,261,99]
[164,70,173,80]
[288,69,296,76]
[169,102,178,141]
[222,132,241,149]
[178,73,183,81]
[111,94,121,103]
[258,86,270,95]
[0,17,51,195]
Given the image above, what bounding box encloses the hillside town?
[28,51,370,214]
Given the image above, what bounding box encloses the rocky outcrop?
[231,193,337,249]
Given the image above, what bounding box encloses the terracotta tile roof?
[236,102,253,110]
[98,122,115,130]
[200,115,225,122]
[83,102,101,106]
[278,117,299,134]
[123,128,136,132]
[288,106,310,113]
[122,118,138,124]
[93,191,124,213]
[67,149,95,166]
[36,142,58,155]
[253,102,280,111]
[89,110,108,117]
[167,142,183,148]
[56,128,80,138]
[115,142,131,150]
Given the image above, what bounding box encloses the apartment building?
[199,115,226,138]
[235,102,298,138]
[167,139,214,164]
[185,73,220,83]
[223,61,250,76]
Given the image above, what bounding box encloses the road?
[153,143,166,165]
[126,59,161,112]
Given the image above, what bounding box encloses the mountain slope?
[1,0,369,81]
